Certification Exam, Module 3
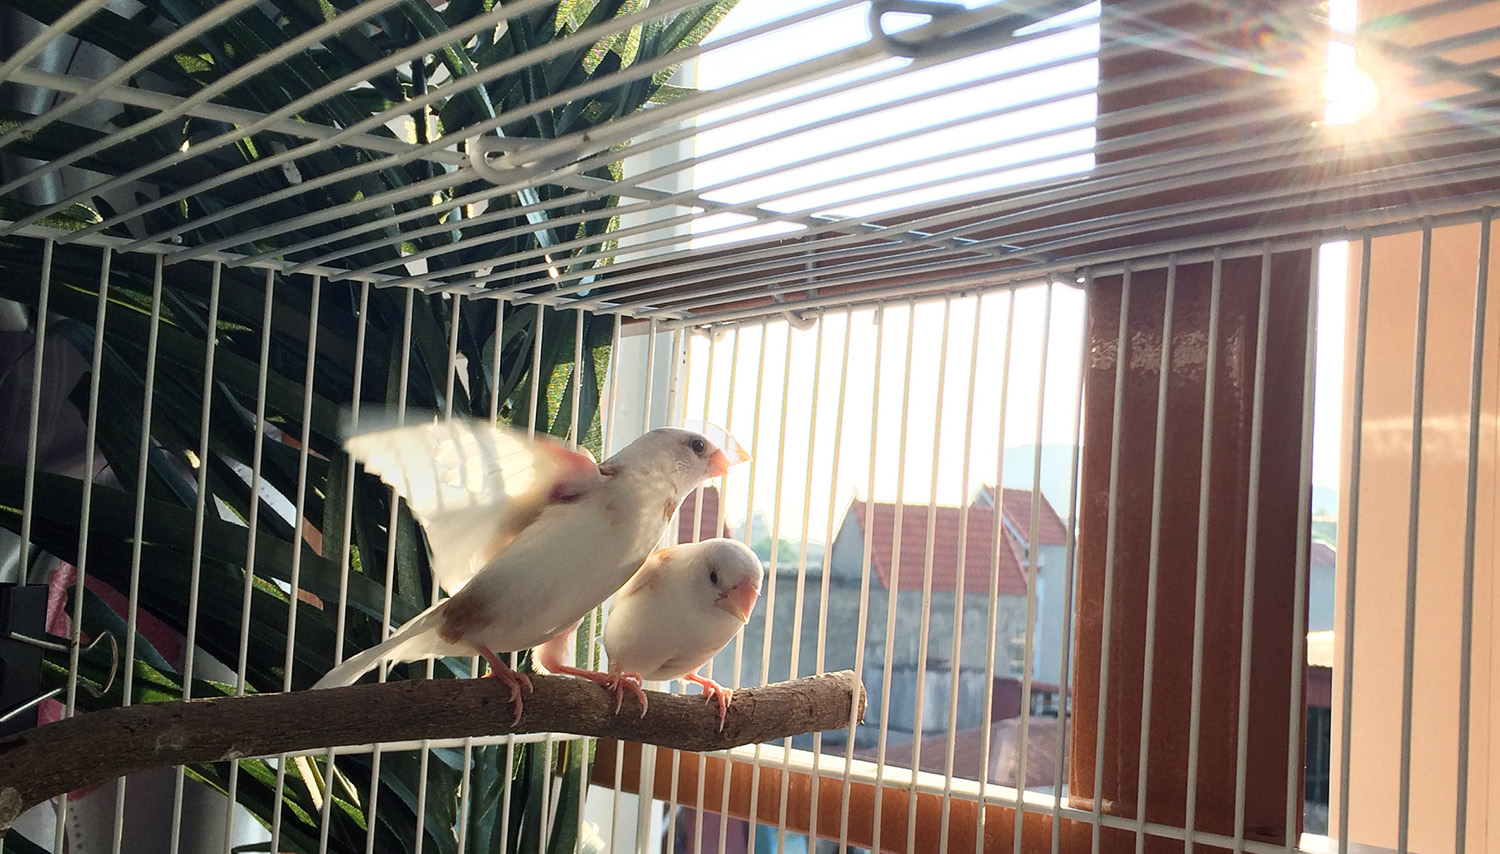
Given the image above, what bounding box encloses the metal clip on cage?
[1,583,118,736]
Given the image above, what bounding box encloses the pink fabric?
[84,574,183,662]
[39,561,78,728]
[43,560,184,664]
[39,562,184,763]
[45,561,75,636]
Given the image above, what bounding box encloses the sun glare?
[1321,0,1375,126]
[1322,57,1379,125]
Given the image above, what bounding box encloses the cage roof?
[2,0,1497,327]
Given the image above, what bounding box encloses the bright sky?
[670,0,1349,541]
[690,0,1099,241]
[682,286,1088,541]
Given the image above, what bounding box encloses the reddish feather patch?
[540,442,600,503]
[437,592,487,645]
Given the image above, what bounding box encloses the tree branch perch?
[0,671,864,830]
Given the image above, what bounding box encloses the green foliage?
[1,0,739,291]
[1311,519,1337,546]
[750,532,800,566]
[0,238,588,853]
[0,0,739,849]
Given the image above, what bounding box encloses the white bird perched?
[312,420,749,724]
[537,538,762,730]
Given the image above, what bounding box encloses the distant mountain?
[1311,485,1339,519]
[993,445,1341,532]
[1311,485,1338,546]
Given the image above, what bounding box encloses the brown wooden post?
[1068,2,1315,851]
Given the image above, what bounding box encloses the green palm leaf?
[1,0,738,849]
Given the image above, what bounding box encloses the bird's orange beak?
[707,448,732,478]
[692,423,750,478]
[709,438,750,477]
[715,582,760,624]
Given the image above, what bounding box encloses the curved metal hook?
[867,0,964,59]
[868,0,1086,60]
[467,135,578,185]
[0,630,118,726]
[80,631,119,699]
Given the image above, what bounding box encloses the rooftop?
[973,485,1070,546]
[849,499,1030,597]
[677,486,733,544]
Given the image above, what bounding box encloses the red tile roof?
[975,485,1070,546]
[677,485,733,543]
[849,499,1029,596]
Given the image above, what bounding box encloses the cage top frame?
[2,0,1497,327]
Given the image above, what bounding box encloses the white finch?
[312,421,749,724]
[538,538,762,730]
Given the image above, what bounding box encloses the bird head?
[681,421,749,478]
[608,426,749,498]
[688,539,762,624]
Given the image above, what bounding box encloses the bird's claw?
[477,646,533,725]
[485,667,533,725]
[546,665,648,719]
[685,674,732,732]
[604,672,648,719]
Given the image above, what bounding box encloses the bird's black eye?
[709,569,719,585]
[689,437,707,454]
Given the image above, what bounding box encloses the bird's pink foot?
[546,664,649,718]
[478,646,533,725]
[544,662,614,686]
[684,672,733,731]
[603,672,648,718]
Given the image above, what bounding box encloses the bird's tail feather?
[312,614,445,689]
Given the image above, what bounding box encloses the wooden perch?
[0,671,863,830]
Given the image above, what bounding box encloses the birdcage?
[0,0,1495,852]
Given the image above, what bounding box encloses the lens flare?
[1323,64,1379,125]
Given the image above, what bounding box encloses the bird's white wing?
[345,420,598,594]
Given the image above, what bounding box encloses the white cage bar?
[1,0,1497,853]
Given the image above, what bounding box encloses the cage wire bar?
[1335,236,1371,854]
[167,257,222,854]
[1093,263,1129,854]
[1014,281,1058,854]
[317,277,370,854]
[1132,257,1174,854]
[980,287,1019,854]
[751,320,796,851]
[936,288,979,854]
[113,253,165,854]
[1286,233,1319,854]
[1395,228,1430,854]
[224,268,277,849]
[651,215,1484,852]
[1454,210,1491,854]
[0,0,1489,311]
[905,295,951,854]
[1051,278,1089,854]
[813,307,857,850]
[0,0,1497,853]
